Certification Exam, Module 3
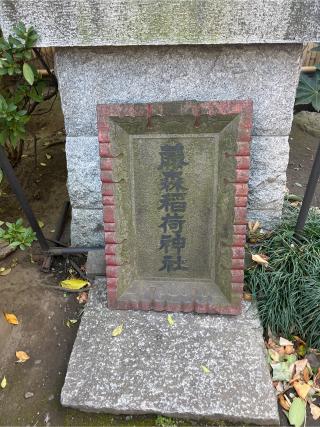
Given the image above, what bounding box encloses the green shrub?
[245,205,320,349]
[0,22,57,165]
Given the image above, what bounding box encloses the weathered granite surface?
[55,45,301,137]
[1,0,319,46]
[71,208,104,247]
[66,136,102,208]
[61,278,279,425]
[248,136,289,223]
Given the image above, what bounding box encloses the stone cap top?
[1,0,319,47]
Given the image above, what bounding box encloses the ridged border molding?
[97,100,252,314]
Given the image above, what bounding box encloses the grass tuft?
[245,204,320,348]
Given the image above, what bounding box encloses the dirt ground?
[0,97,319,427]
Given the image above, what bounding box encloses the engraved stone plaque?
[97,101,252,314]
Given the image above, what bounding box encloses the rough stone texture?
[294,111,320,138]
[1,0,319,46]
[61,278,279,425]
[71,208,104,247]
[66,136,102,208]
[55,45,301,137]
[248,136,289,227]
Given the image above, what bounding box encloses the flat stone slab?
[61,278,279,425]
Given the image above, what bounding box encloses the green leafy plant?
[0,218,36,250]
[295,70,320,112]
[245,205,320,349]
[0,22,57,165]
[155,416,177,427]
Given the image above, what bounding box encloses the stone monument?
[1,0,319,424]
[97,100,252,314]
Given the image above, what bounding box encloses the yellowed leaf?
[60,279,89,290]
[16,351,30,363]
[0,268,11,276]
[38,220,44,228]
[252,253,269,266]
[45,153,52,160]
[1,376,7,389]
[201,365,211,374]
[4,313,19,325]
[112,324,123,337]
[293,381,311,400]
[167,314,175,327]
[310,403,320,420]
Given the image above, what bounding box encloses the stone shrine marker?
[97,101,252,314]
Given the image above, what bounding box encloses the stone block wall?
[54,44,302,246]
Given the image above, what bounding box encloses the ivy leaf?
[22,63,34,85]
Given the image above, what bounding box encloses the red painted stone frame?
[97,100,252,315]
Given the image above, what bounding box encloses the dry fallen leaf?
[77,292,88,304]
[294,359,308,376]
[112,324,123,337]
[285,345,295,355]
[0,268,11,276]
[4,313,19,325]
[60,279,89,290]
[243,292,252,301]
[38,220,45,228]
[16,351,30,363]
[0,376,7,389]
[248,220,260,233]
[310,403,320,421]
[293,381,311,400]
[167,314,175,327]
[302,366,310,383]
[279,337,294,346]
[45,153,52,160]
[40,162,47,167]
[252,253,269,266]
[278,394,291,411]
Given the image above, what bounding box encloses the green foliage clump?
[245,205,320,349]
[0,218,36,250]
[0,22,56,164]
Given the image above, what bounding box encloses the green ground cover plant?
[245,204,320,349]
[0,218,36,250]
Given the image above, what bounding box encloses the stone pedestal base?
[61,278,279,425]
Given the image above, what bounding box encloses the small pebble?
[48,394,54,401]
[35,359,42,365]
[24,392,34,399]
